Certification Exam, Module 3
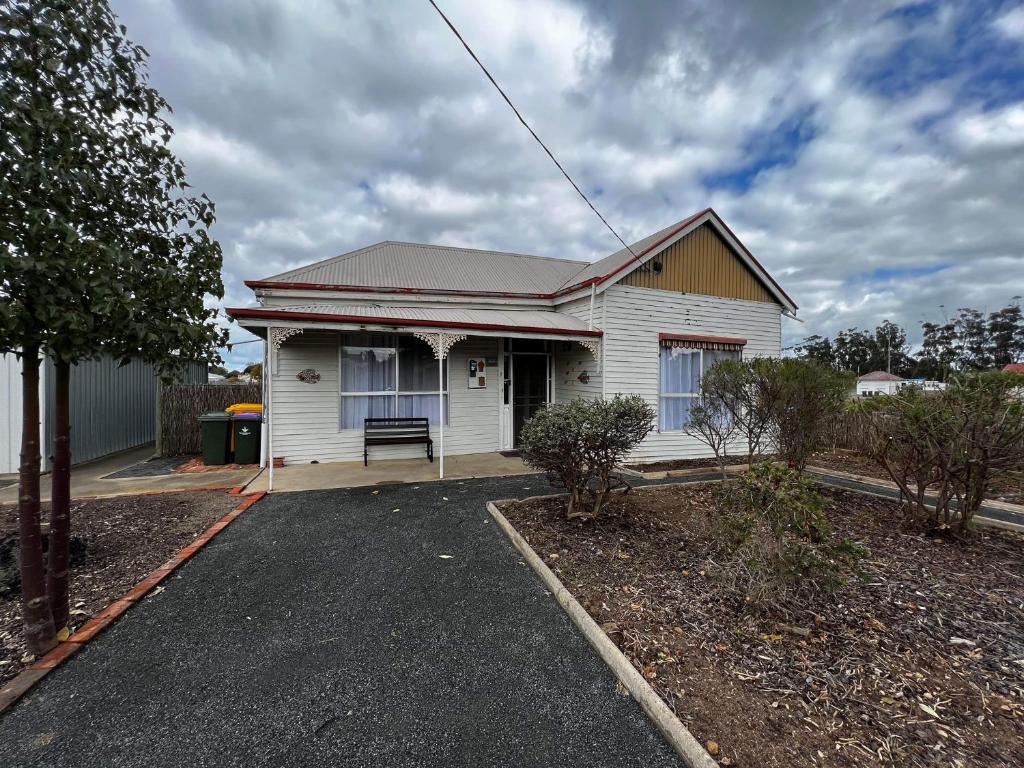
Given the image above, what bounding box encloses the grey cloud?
[110,0,1023,368]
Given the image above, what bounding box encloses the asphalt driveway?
[0,474,682,767]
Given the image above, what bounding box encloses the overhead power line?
[426,0,638,259]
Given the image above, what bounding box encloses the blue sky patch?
[860,0,1024,109]
[850,263,953,283]
[703,106,817,193]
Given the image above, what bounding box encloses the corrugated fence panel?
[57,357,159,465]
[0,353,24,474]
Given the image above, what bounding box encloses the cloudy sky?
[111,0,1024,369]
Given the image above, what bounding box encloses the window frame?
[337,334,449,429]
[658,344,741,433]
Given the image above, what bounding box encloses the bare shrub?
[700,358,784,464]
[871,372,1024,533]
[684,396,739,479]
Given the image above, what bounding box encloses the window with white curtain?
[339,333,448,429]
[659,346,740,431]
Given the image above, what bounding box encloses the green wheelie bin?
[198,411,232,465]
[231,413,262,465]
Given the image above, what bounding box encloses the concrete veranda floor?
[0,445,261,505]
[247,451,534,493]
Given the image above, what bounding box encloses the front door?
[512,354,548,447]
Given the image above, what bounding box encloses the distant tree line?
[793,299,1023,380]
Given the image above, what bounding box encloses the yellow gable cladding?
[619,223,779,305]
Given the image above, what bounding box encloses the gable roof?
[246,207,797,311]
[858,371,904,382]
[1003,363,1024,373]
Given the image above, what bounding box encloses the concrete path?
[248,451,535,493]
[0,474,682,768]
[806,467,1024,530]
[0,445,261,505]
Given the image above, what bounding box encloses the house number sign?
[296,368,321,384]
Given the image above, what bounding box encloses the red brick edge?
[0,491,268,716]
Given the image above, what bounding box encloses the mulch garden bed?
[500,484,1024,767]
[809,450,1024,506]
[1,491,238,685]
[624,456,750,473]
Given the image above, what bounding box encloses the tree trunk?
[47,358,72,634]
[18,345,57,656]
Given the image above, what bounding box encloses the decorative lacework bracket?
[413,331,467,360]
[270,327,303,350]
[578,338,601,370]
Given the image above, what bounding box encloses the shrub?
[771,360,853,470]
[697,357,849,470]
[519,394,655,518]
[871,372,1024,533]
[710,463,867,609]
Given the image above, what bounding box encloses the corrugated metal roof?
[554,214,705,290]
[230,303,599,336]
[260,241,586,295]
[249,207,796,311]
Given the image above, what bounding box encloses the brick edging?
[0,491,267,716]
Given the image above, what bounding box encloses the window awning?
[659,332,747,351]
[228,303,602,341]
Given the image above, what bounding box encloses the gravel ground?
[0,475,683,768]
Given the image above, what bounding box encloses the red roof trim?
[659,333,748,346]
[226,307,603,338]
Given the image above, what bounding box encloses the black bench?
[363,417,433,466]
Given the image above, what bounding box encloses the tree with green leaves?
[988,299,1023,369]
[1,0,225,651]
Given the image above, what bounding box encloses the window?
[339,333,448,429]
[659,346,740,431]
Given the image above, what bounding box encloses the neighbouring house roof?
[858,371,904,382]
[243,208,797,311]
[227,304,602,338]
[1002,363,1024,373]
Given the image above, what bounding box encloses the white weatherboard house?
[228,208,797,479]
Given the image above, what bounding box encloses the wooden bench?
[363,417,433,466]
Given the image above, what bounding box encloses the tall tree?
[918,319,958,380]
[954,307,991,370]
[988,299,1023,368]
[793,334,836,368]
[1,0,225,644]
[873,320,913,376]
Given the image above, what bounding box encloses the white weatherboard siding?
[602,284,782,463]
[270,331,500,464]
[553,295,603,402]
